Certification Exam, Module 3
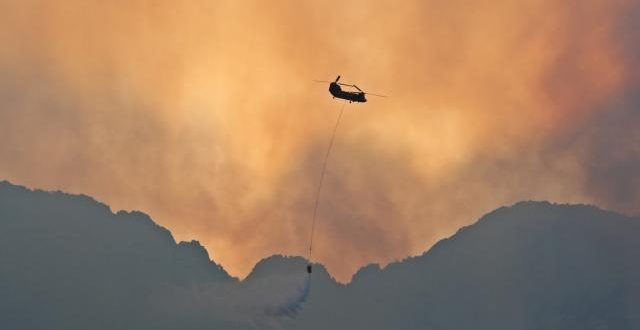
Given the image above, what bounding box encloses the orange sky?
[1,0,639,282]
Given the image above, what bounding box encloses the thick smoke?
[0,0,639,281]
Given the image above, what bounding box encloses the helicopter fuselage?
[329,82,367,103]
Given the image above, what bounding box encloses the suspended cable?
[307,101,347,272]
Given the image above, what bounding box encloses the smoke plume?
[1,0,639,281]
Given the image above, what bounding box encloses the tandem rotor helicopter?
[314,75,387,103]
[304,76,387,277]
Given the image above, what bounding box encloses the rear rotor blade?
[365,92,388,97]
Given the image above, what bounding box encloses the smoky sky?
[1,0,639,282]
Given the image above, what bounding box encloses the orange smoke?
[0,0,637,282]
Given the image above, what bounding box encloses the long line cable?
[308,101,347,262]
[270,102,346,318]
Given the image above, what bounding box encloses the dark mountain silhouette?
[0,181,238,329]
[1,181,638,329]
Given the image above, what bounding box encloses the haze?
[1,0,638,282]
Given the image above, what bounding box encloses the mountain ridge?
[6,180,633,285]
[1,180,639,329]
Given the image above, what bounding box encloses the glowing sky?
[1,0,639,282]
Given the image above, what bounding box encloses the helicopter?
[314,76,386,103]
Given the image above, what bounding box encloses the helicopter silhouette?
[314,76,386,103]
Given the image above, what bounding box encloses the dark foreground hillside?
[1,181,638,329]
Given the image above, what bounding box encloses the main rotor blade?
[313,80,332,83]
